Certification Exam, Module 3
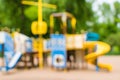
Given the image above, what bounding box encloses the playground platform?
[0,56,120,80]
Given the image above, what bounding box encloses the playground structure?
[33,12,112,71]
[0,12,112,72]
[50,12,112,71]
[0,0,112,72]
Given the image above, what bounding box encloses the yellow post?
[38,35,43,69]
[38,0,42,22]
[38,0,43,69]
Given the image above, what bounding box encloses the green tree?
[91,2,118,40]
[106,32,120,55]
[0,0,22,29]
[66,0,94,33]
[0,0,33,36]
[114,1,120,32]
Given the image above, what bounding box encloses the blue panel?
[52,50,66,68]
[0,32,14,70]
[46,40,51,50]
[51,34,66,51]
[51,34,66,68]
[4,32,14,52]
[0,44,2,52]
[25,39,33,53]
[86,32,99,41]
[0,32,14,56]
[0,32,23,71]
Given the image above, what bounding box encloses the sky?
[92,0,120,23]
[92,0,120,11]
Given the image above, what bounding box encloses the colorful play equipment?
[51,34,66,68]
[85,32,112,71]
[22,0,56,69]
[0,31,35,72]
[22,0,112,72]
[41,12,112,71]
[0,11,112,72]
[0,0,112,71]
[49,12,76,69]
[84,41,111,71]
[50,33,112,71]
[0,31,22,71]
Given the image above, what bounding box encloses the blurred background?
[0,0,120,55]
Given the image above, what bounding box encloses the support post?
[38,35,43,69]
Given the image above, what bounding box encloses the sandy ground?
[0,56,120,80]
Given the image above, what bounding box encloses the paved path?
[1,56,120,80]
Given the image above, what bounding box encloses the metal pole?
[38,0,42,22]
[38,35,43,69]
[38,0,43,69]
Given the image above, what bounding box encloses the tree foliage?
[0,0,119,44]
[0,0,22,27]
[1,0,120,54]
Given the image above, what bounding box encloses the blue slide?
[1,52,22,71]
[0,32,22,71]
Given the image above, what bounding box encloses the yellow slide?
[84,41,112,71]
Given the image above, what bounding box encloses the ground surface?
[0,56,120,80]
